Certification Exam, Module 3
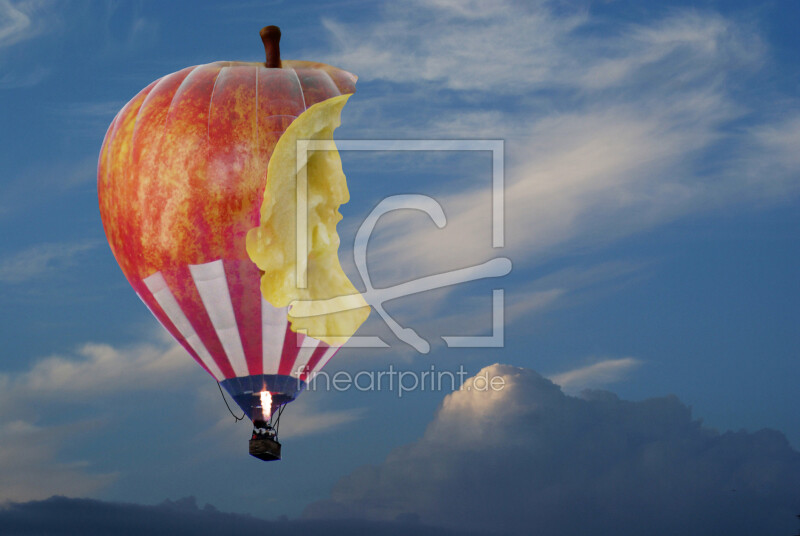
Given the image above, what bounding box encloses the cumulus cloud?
[0,331,367,502]
[0,334,361,501]
[0,336,194,413]
[305,365,800,535]
[0,335,199,501]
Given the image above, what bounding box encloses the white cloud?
[0,64,48,88]
[0,1,53,89]
[549,357,642,393]
[321,0,587,92]
[739,112,800,199]
[0,336,195,411]
[0,334,202,501]
[57,100,128,119]
[322,2,760,93]
[422,261,644,350]
[0,0,39,49]
[578,11,762,90]
[0,333,198,439]
[399,285,563,349]
[365,89,741,277]
[321,2,797,289]
[0,240,100,284]
[753,113,800,165]
[0,420,116,502]
[19,341,191,394]
[278,403,366,439]
[504,260,648,325]
[305,364,800,535]
[125,15,158,49]
[94,2,159,57]
[198,386,367,454]
[0,156,99,219]
[0,329,363,501]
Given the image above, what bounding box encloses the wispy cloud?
[322,3,761,93]
[0,240,100,284]
[0,0,42,49]
[200,387,367,451]
[0,1,52,89]
[321,0,588,92]
[92,2,159,57]
[362,87,745,278]
[46,100,128,138]
[549,357,642,393]
[504,260,649,325]
[739,112,800,199]
[0,156,98,218]
[58,100,128,119]
[0,64,48,88]
[278,403,366,439]
[322,2,798,286]
[0,419,117,502]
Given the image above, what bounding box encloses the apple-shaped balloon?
[98,26,365,461]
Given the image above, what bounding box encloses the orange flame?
[260,390,272,421]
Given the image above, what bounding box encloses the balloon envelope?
[98,60,356,419]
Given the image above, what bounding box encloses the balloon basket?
[249,437,281,461]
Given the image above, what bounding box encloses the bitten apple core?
[246,94,371,346]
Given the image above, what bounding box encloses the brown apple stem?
[260,25,281,68]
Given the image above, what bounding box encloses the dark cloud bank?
[2,365,798,535]
[305,365,800,535]
[0,496,465,536]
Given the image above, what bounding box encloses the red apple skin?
[99,60,355,278]
[98,60,355,379]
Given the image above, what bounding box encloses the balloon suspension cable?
[217,381,245,422]
[270,403,286,439]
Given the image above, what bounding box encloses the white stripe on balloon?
[308,345,338,382]
[290,337,321,379]
[261,298,288,375]
[142,271,225,381]
[188,260,249,378]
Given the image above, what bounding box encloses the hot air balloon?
[98,26,358,461]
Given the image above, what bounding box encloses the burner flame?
[260,390,272,421]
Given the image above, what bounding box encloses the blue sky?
[1,0,799,534]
